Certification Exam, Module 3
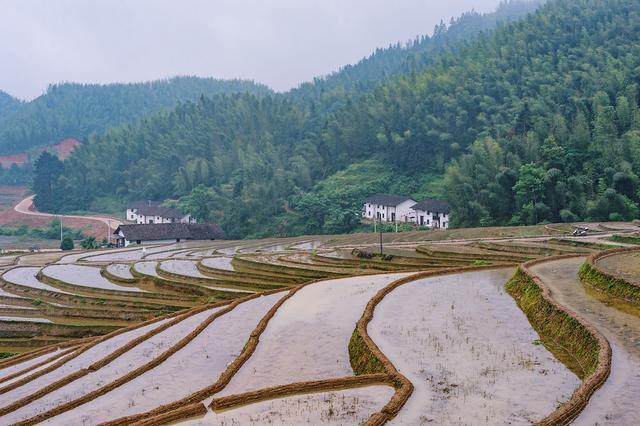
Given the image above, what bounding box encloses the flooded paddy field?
[159,260,253,293]
[595,251,640,285]
[104,263,134,280]
[369,268,579,424]
[0,309,223,423]
[2,267,72,294]
[186,385,394,425]
[200,256,235,271]
[532,257,640,425]
[1,224,640,423]
[41,264,147,293]
[41,293,285,425]
[219,273,412,396]
[131,260,159,277]
[0,317,173,402]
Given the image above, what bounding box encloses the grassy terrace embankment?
[506,257,611,425]
[579,247,640,311]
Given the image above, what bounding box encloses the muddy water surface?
[219,273,413,396]
[531,257,640,425]
[185,385,394,425]
[43,264,147,292]
[2,267,72,294]
[200,256,235,271]
[105,263,134,280]
[43,292,285,425]
[370,268,579,425]
[596,251,640,285]
[0,316,173,406]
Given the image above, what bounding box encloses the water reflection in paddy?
[369,268,579,425]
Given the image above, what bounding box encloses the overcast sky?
[0,0,501,100]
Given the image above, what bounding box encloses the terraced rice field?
[370,269,579,424]
[595,251,640,285]
[0,223,639,424]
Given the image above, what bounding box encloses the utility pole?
[59,215,63,243]
[378,217,383,256]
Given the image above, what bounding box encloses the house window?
[427,219,430,225]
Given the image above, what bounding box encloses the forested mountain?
[35,0,640,238]
[0,77,271,154]
[0,90,22,126]
[290,0,544,105]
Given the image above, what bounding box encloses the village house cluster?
[362,194,450,229]
[113,202,222,247]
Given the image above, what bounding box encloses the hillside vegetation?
[0,77,271,155]
[32,0,640,238]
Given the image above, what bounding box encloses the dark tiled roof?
[128,202,185,219]
[364,194,413,206]
[411,200,450,214]
[114,223,225,241]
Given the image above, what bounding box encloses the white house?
[126,202,196,225]
[410,200,450,229]
[113,223,224,247]
[362,194,417,223]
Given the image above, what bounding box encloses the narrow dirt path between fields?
[531,257,640,425]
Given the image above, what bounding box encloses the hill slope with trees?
[0,77,271,154]
[0,90,22,126]
[34,0,640,238]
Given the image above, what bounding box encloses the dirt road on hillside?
[13,195,123,233]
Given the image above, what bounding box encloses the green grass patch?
[348,329,386,375]
[505,269,600,379]
[578,261,640,306]
[606,235,640,245]
[0,218,85,240]
[549,238,621,250]
[0,352,17,359]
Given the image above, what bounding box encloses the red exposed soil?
[0,189,116,239]
[54,138,80,159]
[0,153,28,168]
[0,206,110,239]
[0,138,80,169]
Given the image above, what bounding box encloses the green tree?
[80,236,98,249]
[60,236,75,250]
[33,152,64,213]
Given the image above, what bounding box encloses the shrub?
[81,236,98,249]
[560,209,579,223]
[60,236,75,250]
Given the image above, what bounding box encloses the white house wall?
[127,208,195,224]
[395,199,417,222]
[413,209,449,229]
[363,199,416,222]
